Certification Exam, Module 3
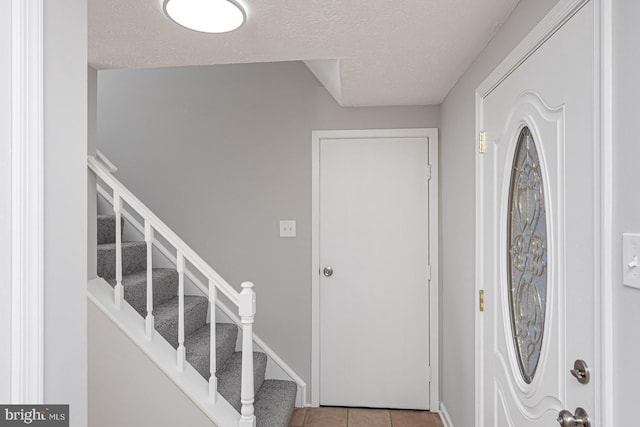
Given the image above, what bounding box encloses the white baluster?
[209,281,217,402]
[176,252,185,371]
[238,282,256,427]
[113,191,123,309]
[145,221,154,340]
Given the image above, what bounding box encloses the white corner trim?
[304,60,343,106]
[439,402,455,427]
[10,0,44,404]
[596,1,613,426]
[311,128,439,408]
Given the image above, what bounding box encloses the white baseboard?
[439,402,455,427]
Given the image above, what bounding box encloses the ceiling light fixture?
[164,0,246,34]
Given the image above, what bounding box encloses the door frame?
[474,0,613,426]
[5,0,45,403]
[311,128,440,409]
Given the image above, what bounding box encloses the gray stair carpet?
[154,295,209,348]
[254,380,298,427]
[96,214,296,427]
[106,268,178,317]
[215,351,268,412]
[185,323,238,379]
[97,241,147,279]
[97,214,123,245]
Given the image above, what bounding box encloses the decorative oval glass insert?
[507,127,547,384]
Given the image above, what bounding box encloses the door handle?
[557,408,590,427]
[322,266,333,277]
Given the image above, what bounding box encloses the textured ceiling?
[89,0,520,106]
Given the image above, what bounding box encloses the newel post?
[238,282,256,427]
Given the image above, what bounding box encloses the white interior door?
[318,132,433,409]
[478,3,596,426]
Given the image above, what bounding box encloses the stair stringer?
[88,277,240,427]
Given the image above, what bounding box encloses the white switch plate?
[623,233,640,289]
[279,220,296,238]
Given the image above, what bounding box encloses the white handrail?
[88,153,240,307]
[90,151,260,424]
[96,150,118,173]
[96,183,308,402]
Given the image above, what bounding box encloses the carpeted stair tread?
[95,214,296,426]
[154,295,209,348]
[106,268,178,317]
[216,351,267,412]
[97,241,147,279]
[255,380,298,427]
[97,214,123,245]
[185,323,238,379]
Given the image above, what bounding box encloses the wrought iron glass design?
[507,127,547,384]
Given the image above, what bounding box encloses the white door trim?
[474,0,613,426]
[10,0,45,404]
[311,128,439,409]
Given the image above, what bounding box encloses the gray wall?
[0,0,11,404]
[97,61,439,392]
[438,0,560,425]
[43,0,87,424]
[612,0,640,423]
[89,302,218,427]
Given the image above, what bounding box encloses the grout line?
[295,407,443,427]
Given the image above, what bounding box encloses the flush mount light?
[164,0,246,33]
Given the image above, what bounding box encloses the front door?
[317,129,436,409]
[478,2,596,426]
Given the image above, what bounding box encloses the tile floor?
[289,407,443,427]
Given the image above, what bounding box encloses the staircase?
[89,152,302,427]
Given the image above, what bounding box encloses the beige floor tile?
[304,407,348,427]
[348,408,392,427]
[390,410,440,427]
[289,408,306,426]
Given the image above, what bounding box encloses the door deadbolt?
[557,407,590,427]
[570,359,590,384]
[322,267,333,277]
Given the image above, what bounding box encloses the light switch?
[623,233,640,289]
[279,220,296,238]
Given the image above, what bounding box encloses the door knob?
[322,266,333,277]
[557,408,590,427]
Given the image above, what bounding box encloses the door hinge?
[479,289,485,312]
[426,164,432,181]
[427,365,432,382]
[427,265,432,280]
[479,131,486,154]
